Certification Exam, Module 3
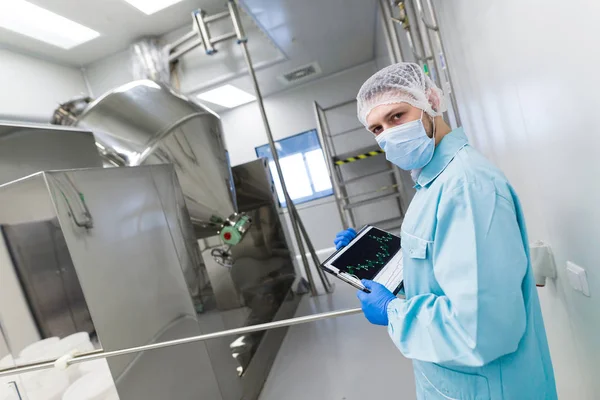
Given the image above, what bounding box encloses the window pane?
[269,154,313,201]
[304,149,332,192]
[256,129,332,207]
[268,162,286,203]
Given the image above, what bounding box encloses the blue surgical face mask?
[375,111,435,171]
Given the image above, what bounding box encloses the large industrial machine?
[0,83,299,400]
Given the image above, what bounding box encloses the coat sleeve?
[387,183,528,367]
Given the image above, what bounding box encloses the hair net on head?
[356,62,447,127]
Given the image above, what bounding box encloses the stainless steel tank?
[63,80,237,238]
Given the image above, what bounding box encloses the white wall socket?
[566,262,590,297]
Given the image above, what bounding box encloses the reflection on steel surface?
[54,80,238,238]
[0,165,220,399]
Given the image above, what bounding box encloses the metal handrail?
[0,308,363,379]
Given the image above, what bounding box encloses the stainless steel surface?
[0,160,313,400]
[205,159,301,399]
[0,165,223,399]
[0,308,363,379]
[2,220,95,339]
[0,121,102,186]
[0,172,100,364]
[229,0,320,295]
[66,80,238,238]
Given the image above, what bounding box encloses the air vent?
[278,62,322,84]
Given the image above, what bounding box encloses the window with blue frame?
[255,129,333,207]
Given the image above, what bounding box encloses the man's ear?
[426,88,441,112]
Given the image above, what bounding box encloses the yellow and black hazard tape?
[334,149,384,166]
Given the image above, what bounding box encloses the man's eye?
[392,113,403,120]
[373,127,383,135]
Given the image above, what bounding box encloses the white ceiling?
[174,0,380,110]
[0,0,380,108]
[0,0,226,66]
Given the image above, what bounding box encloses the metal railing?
[0,308,363,379]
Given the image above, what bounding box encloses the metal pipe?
[210,31,237,46]
[228,0,318,295]
[168,38,202,62]
[168,32,237,62]
[193,9,216,54]
[169,30,197,51]
[292,206,334,293]
[0,308,363,379]
[205,10,231,23]
[313,102,347,229]
[378,0,404,63]
[227,0,247,42]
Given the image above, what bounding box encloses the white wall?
[0,49,88,122]
[83,50,132,98]
[434,1,600,398]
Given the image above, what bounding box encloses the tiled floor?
[259,284,416,400]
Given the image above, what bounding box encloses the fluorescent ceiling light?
[196,85,256,109]
[0,0,100,50]
[122,0,185,15]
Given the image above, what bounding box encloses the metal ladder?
[314,99,413,231]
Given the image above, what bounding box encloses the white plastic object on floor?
[57,333,94,354]
[62,370,119,400]
[22,369,69,400]
[529,241,557,287]
[53,332,95,382]
[18,337,60,361]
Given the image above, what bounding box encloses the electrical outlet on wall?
[566,262,590,297]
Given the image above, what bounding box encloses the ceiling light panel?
[0,0,100,50]
[196,85,256,109]
[122,0,185,15]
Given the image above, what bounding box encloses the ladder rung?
[344,192,402,210]
[334,147,384,166]
[340,168,394,186]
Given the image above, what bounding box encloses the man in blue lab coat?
[334,63,557,399]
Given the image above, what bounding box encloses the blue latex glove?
[356,280,396,326]
[333,228,357,250]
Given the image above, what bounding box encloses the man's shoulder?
[437,145,511,195]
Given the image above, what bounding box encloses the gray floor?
[259,283,416,400]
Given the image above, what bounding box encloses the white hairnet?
[356,62,447,127]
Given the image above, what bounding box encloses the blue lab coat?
[387,128,557,399]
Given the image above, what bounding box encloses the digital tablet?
[320,225,404,294]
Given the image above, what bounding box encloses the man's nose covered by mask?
[374,110,435,171]
[355,63,447,172]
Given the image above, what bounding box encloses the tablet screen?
[330,227,401,280]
